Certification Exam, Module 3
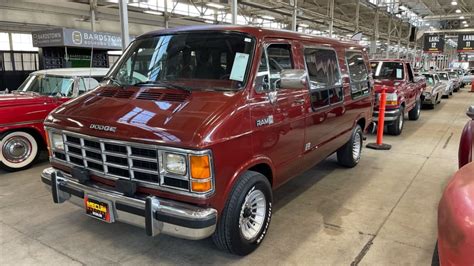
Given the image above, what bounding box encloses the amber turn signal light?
[191,180,212,192]
[190,155,211,179]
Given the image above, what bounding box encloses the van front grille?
[53,133,162,186]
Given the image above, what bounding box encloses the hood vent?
[115,90,135,98]
[98,88,135,99]
[98,89,116,97]
[137,90,189,102]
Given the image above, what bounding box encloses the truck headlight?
[164,153,187,175]
[385,92,398,106]
[51,133,64,151]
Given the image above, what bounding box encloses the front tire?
[213,171,272,256]
[387,106,404,136]
[0,131,39,172]
[408,99,421,121]
[337,125,363,168]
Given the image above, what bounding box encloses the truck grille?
[53,133,163,185]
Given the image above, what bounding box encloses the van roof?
[138,25,365,49]
[32,68,109,77]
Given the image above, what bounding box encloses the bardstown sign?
[458,32,474,53]
[423,33,445,53]
[32,28,124,49]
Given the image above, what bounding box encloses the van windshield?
[372,61,404,80]
[108,32,255,91]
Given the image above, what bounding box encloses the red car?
[40,25,373,255]
[434,106,474,265]
[0,68,108,171]
[370,60,425,135]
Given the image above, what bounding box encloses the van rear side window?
[304,48,343,109]
[345,51,370,98]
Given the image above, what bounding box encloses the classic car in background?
[421,73,445,109]
[0,68,108,171]
[437,71,455,97]
[433,106,474,265]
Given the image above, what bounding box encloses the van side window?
[267,44,293,90]
[345,51,370,98]
[304,48,343,109]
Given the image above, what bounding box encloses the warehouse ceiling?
[0,0,473,45]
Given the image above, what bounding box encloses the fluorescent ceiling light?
[143,10,162,15]
[261,15,275,20]
[399,5,408,11]
[463,20,467,24]
[459,16,465,19]
[451,1,458,5]
[206,3,225,9]
[425,23,430,26]
[464,24,469,27]
[204,20,215,24]
[299,23,309,28]
[455,9,461,13]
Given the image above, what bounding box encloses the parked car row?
[0,25,470,256]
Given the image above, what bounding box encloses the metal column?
[119,0,130,50]
[396,22,402,59]
[231,0,237,24]
[164,0,169,28]
[355,0,360,33]
[386,17,392,58]
[292,0,297,31]
[329,0,334,37]
[90,0,96,32]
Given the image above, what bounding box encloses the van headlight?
[163,153,187,175]
[51,132,64,151]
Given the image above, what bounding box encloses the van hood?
[0,93,52,108]
[46,86,244,148]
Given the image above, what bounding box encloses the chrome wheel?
[352,131,362,161]
[417,102,421,116]
[239,189,266,241]
[2,136,32,164]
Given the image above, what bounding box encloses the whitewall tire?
[0,131,39,172]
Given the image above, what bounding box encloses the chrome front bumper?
[41,167,217,240]
[373,108,400,122]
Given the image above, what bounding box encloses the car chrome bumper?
[41,167,217,240]
[373,108,400,122]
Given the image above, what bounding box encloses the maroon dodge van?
[41,25,373,255]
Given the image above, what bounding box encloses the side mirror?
[467,106,474,120]
[280,69,307,89]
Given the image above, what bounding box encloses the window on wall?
[3,53,13,71]
[0,32,10,50]
[346,51,370,98]
[304,48,343,109]
[11,33,38,51]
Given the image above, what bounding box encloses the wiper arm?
[103,76,124,86]
[132,80,192,93]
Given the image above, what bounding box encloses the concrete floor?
[1,87,472,265]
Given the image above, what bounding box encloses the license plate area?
[84,195,115,223]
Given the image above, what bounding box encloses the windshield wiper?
[132,81,192,93]
[103,76,124,86]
